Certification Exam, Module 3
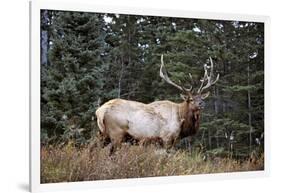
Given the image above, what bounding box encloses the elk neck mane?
[178,101,200,138]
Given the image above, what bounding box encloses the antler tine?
[208,57,220,84]
[209,57,214,78]
[197,57,220,93]
[197,64,208,93]
[188,73,194,85]
[160,55,192,92]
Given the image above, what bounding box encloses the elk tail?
[95,107,107,135]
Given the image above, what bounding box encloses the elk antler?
[197,57,220,93]
[160,55,192,93]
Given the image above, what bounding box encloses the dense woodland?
[40,10,264,160]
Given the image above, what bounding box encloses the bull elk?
[96,55,219,153]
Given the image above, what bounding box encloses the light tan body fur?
[96,98,190,150]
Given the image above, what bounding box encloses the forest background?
[40,10,264,182]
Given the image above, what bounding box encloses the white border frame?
[30,1,270,192]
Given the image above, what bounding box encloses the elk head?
[160,54,219,112]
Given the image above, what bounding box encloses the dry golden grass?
[41,142,264,183]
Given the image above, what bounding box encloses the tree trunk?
[41,10,49,65]
[214,87,219,148]
[208,127,212,149]
[118,57,124,98]
[247,63,253,153]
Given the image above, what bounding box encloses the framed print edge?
[30,1,41,192]
[29,0,270,192]
[264,16,270,177]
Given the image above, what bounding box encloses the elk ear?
[201,91,210,99]
[180,94,188,101]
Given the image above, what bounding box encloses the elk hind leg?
[108,129,125,155]
[97,130,111,148]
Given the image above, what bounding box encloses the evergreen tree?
[40,10,264,158]
[41,11,106,144]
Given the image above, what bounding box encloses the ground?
[41,142,264,183]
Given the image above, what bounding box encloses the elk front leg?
[163,136,178,153]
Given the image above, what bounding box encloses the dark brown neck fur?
[178,102,200,139]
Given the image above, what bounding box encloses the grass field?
[41,142,264,183]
